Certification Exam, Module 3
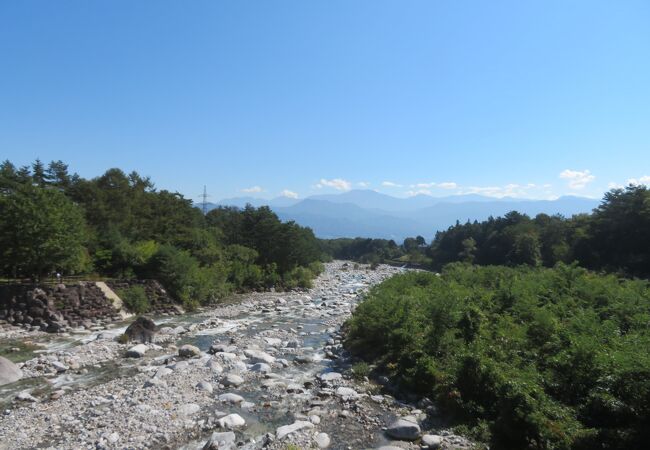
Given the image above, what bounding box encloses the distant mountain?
[309,189,499,212]
[201,196,300,211]
[206,191,600,241]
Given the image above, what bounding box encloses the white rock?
[179,403,201,416]
[217,413,245,429]
[16,391,37,402]
[276,420,314,440]
[203,431,236,449]
[244,349,275,364]
[218,393,244,404]
[154,367,173,378]
[263,337,282,346]
[314,432,330,448]
[126,344,148,358]
[0,356,23,386]
[335,386,359,400]
[51,361,68,372]
[385,417,421,441]
[318,372,342,382]
[223,373,244,387]
[170,360,189,371]
[206,359,224,374]
[422,434,444,449]
[196,381,213,393]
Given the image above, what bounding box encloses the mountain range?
[201,190,600,241]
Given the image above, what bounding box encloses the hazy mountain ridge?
[204,190,600,240]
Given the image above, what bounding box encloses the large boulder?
[124,316,157,343]
[0,356,23,386]
[385,416,421,441]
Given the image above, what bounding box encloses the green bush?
[345,263,650,449]
[283,266,314,289]
[351,361,371,380]
[118,285,150,314]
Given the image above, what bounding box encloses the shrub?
[118,285,150,314]
[351,361,371,380]
[345,264,650,449]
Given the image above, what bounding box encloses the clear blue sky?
[1,1,649,202]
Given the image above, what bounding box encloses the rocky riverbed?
[0,262,474,450]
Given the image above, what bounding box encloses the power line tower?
[200,185,210,215]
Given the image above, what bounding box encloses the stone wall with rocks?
[106,279,182,316]
[0,283,121,333]
[0,280,181,333]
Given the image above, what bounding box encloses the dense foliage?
[0,183,88,278]
[319,235,430,266]
[428,186,650,278]
[0,159,324,308]
[346,264,650,449]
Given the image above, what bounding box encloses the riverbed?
[0,262,472,450]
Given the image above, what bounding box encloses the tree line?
[427,185,650,278]
[321,185,650,280]
[0,159,324,309]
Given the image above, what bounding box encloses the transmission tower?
[200,185,210,215]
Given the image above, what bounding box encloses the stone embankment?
[0,280,180,334]
[0,262,474,450]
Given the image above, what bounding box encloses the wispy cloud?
[315,178,352,191]
[437,182,458,190]
[403,181,556,199]
[627,175,650,186]
[242,185,263,193]
[410,181,458,190]
[381,181,402,188]
[280,189,299,199]
[406,189,432,197]
[559,169,595,190]
[357,181,371,188]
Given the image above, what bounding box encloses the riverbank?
[0,261,473,450]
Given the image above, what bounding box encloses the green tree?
[0,185,88,279]
[45,160,72,188]
[459,237,477,263]
[31,159,46,187]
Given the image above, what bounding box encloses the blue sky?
[1,1,649,202]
